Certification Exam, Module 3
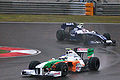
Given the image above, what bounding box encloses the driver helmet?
[77,23,84,29]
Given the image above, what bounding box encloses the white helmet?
[77,25,83,29]
[77,23,84,28]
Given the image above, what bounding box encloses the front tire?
[112,40,116,46]
[55,62,68,77]
[88,57,100,71]
[29,61,40,69]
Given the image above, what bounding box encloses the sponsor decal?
[54,72,61,75]
[77,48,88,52]
[65,23,74,25]
[88,54,94,59]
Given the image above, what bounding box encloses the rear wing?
[75,48,88,52]
[61,23,77,30]
[74,48,94,59]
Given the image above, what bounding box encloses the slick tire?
[103,33,111,40]
[55,62,68,77]
[112,40,116,46]
[29,61,40,69]
[88,57,100,71]
[56,30,65,41]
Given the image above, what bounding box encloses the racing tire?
[88,57,100,71]
[56,30,66,41]
[55,62,68,77]
[83,38,90,45]
[112,40,116,46]
[29,61,40,69]
[103,33,111,40]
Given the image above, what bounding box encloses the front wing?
[21,69,62,77]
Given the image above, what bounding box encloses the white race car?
[56,23,116,46]
[21,48,100,77]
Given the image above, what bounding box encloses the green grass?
[0,50,10,54]
[0,14,120,23]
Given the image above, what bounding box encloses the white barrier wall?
[0,1,94,16]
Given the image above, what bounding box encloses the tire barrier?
[85,3,94,16]
[0,1,93,16]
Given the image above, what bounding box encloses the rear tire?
[88,57,100,71]
[83,37,89,45]
[56,30,66,41]
[103,33,111,40]
[29,61,40,69]
[55,62,68,77]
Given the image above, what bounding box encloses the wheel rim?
[63,65,67,72]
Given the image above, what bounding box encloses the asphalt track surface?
[0,23,120,80]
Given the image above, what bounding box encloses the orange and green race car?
[21,48,100,77]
